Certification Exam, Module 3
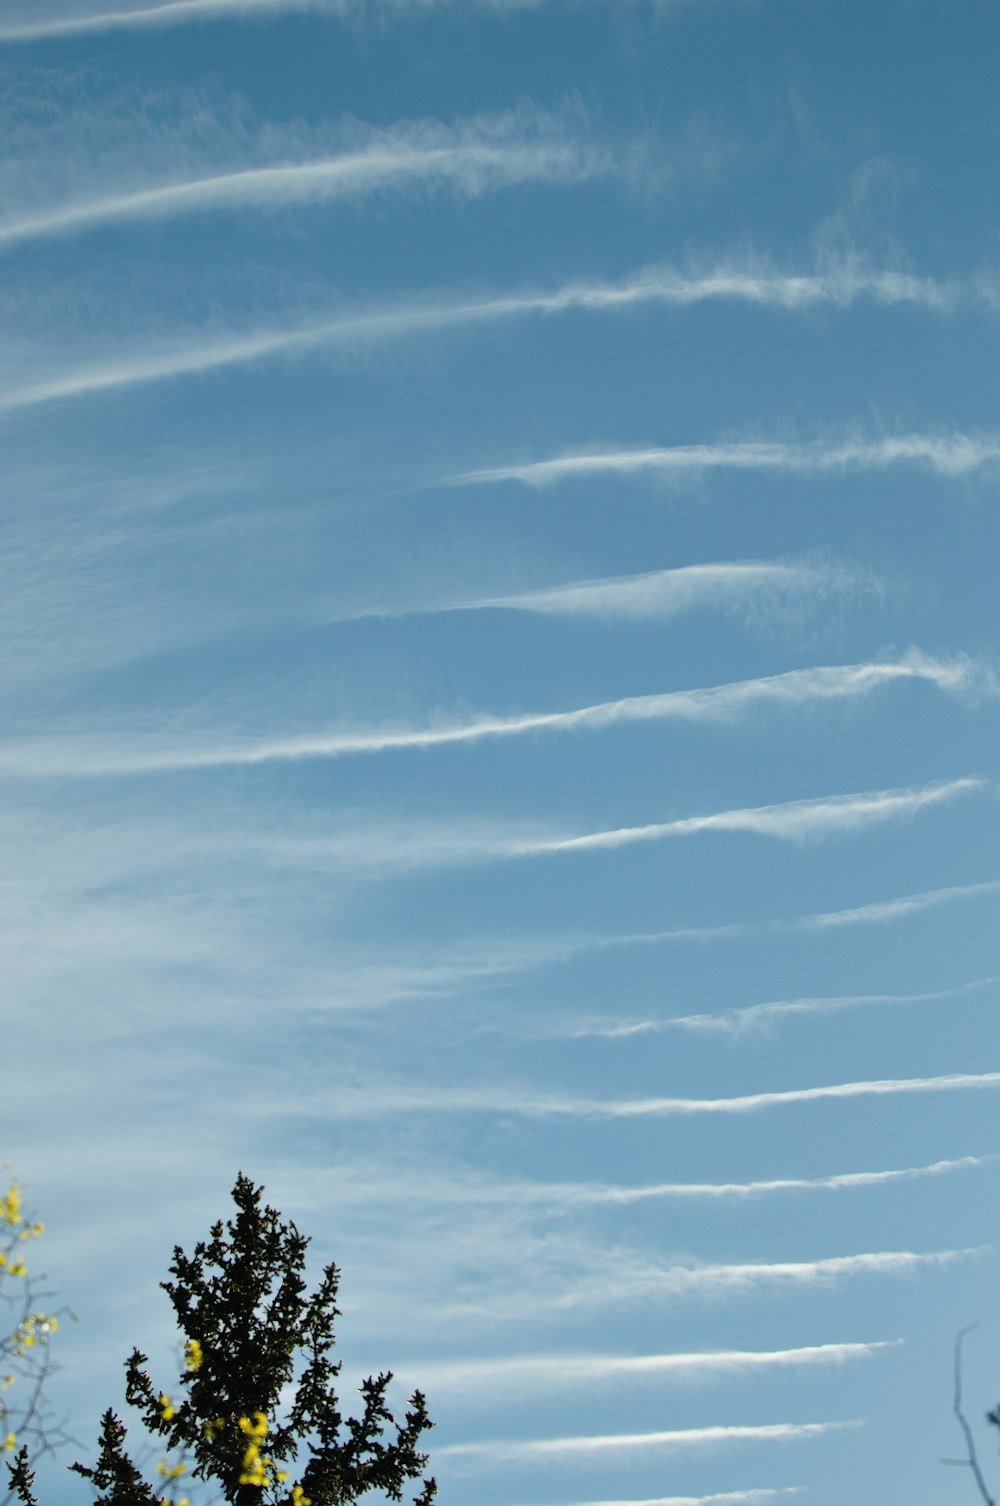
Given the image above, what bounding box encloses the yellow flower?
[4,1433,16,1453]
[292,1486,312,1506]
[159,1394,176,1422]
[184,1338,204,1373]
[156,1460,186,1480]
[238,1412,268,1439]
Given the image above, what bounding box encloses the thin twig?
[943,1325,997,1506]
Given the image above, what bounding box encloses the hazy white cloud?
[417,1341,896,1395]
[0,0,545,41]
[210,775,990,878]
[0,110,613,248]
[307,1070,1000,1121]
[542,1155,996,1204]
[0,653,981,777]
[659,969,1000,1038]
[643,1247,983,1298]
[0,268,978,413]
[439,1420,859,1464]
[507,1493,804,1506]
[466,1246,991,1323]
[455,433,1000,487]
[509,776,988,861]
[215,877,1000,1018]
[469,559,859,620]
[313,1153,996,1215]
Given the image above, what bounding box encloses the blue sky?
[3,2,1000,1504]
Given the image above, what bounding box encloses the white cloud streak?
[0,0,490,42]
[507,1493,804,1506]
[0,653,981,778]
[226,879,998,1017]
[0,118,611,248]
[507,777,988,860]
[417,1341,897,1394]
[439,1420,860,1463]
[641,1247,984,1298]
[183,775,989,878]
[469,559,853,620]
[456,433,1000,487]
[0,265,973,413]
[0,0,761,40]
[546,1155,996,1204]
[317,1071,1000,1121]
[659,971,1000,1038]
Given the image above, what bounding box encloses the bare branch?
[946,1325,997,1506]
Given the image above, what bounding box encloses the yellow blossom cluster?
[1,1175,60,1468]
[237,1411,290,1489]
[1,1178,45,1282]
[156,1458,187,1481]
[146,1344,312,1506]
[8,1313,58,1358]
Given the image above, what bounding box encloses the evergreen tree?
[32,1174,435,1506]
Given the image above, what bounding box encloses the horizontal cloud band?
[509,1493,805,1506]
[317,1070,1000,1120]
[0,118,612,248]
[438,1419,860,1463]
[417,1340,897,1393]
[0,653,982,777]
[0,276,981,412]
[456,433,1000,487]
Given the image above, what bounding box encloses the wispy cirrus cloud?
[507,776,988,862]
[465,558,868,621]
[439,1420,860,1464]
[506,1492,804,1506]
[440,1425,855,1471]
[147,876,992,1021]
[0,109,614,248]
[0,0,540,42]
[454,432,1000,487]
[191,774,988,877]
[314,1153,996,1213]
[0,653,982,777]
[0,262,976,413]
[535,1154,997,1205]
[653,970,1000,1039]
[300,1070,1000,1121]
[415,1341,896,1395]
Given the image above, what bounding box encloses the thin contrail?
[0,136,609,247]
[416,1340,898,1391]
[0,284,974,412]
[455,433,1000,486]
[0,654,980,776]
[506,776,987,859]
[438,1419,861,1462]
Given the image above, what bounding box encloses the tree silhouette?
[18,1174,435,1506]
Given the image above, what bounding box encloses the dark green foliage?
[6,1451,39,1506]
[61,1175,435,1506]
